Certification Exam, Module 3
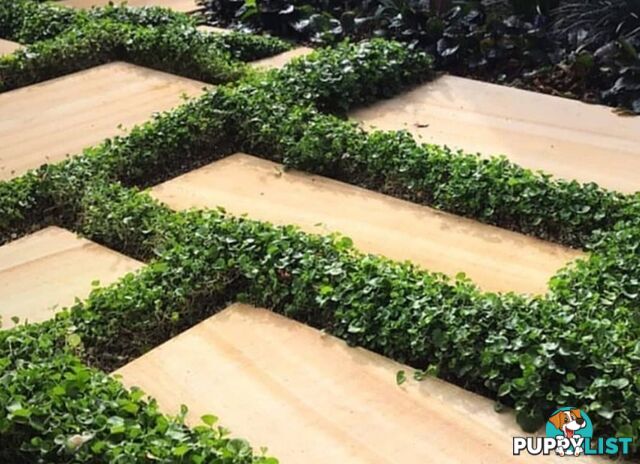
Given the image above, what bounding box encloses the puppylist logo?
[513,407,633,457]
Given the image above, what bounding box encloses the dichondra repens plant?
[1,1,640,461]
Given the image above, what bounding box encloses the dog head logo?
[546,407,593,457]
[548,409,586,439]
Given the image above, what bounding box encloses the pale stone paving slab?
[350,75,640,194]
[115,304,590,464]
[0,61,207,180]
[0,39,21,56]
[196,26,313,70]
[59,0,202,13]
[250,47,314,70]
[0,226,144,328]
[150,153,584,294]
[196,25,229,34]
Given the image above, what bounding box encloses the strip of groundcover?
[2,176,639,460]
[0,0,292,92]
[0,23,638,458]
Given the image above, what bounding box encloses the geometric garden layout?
[114,303,564,463]
[1,1,639,463]
[350,75,640,194]
[149,153,583,294]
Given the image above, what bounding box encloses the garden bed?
[114,303,572,464]
[0,0,292,92]
[1,2,640,462]
[149,152,583,294]
[199,0,640,114]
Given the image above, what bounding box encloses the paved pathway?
[0,39,20,55]
[251,47,314,70]
[0,62,206,180]
[1,35,617,463]
[0,226,143,328]
[59,0,202,13]
[196,25,314,70]
[351,75,640,193]
[150,153,584,294]
[115,304,591,464]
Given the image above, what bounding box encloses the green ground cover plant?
[2,175,639,460]
[0,39,433,242]
[1,9,639,460]
[0,343,274,463]
[0,38,631,248]
[0,0,291,91]
[201,0,640,113]
[0,0,193,42]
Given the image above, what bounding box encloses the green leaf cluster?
[4,176,640,457]
[0,0,291,91]
[0,327,274,463]
[0,14,639,459]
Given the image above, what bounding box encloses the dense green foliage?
[201,0,640,113]
[1,37,628,249]
[0,39,434,243]
[75,183,640,442]
[201,0,558,42]
[215,86,629,247]
[3,175,640,459]
[201,0,558,80]
[0,324,275,463]
[1,6,640,459]
[1,21,237,90]
[553,0,640,52]
[0,0,193,42]
[552,0,640,112]
[0,0,291,91]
